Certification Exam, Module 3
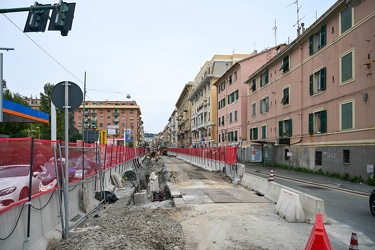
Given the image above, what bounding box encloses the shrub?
[366,177,375,186]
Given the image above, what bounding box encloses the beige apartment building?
[245,0,375,178]
[214,45,287,147]
[190,54,251,148]
[74,100,143,145]
[175,82,193,148]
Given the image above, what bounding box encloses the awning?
[2,100,49,123]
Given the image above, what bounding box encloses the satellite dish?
[346,0,363,8]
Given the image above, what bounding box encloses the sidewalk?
[242,162,375,195]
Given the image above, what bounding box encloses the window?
[281,87,289,105]
[260,97,269,114]
[77,123,81,127]
[99,123,103,127]
[235,90,239,100]
[252,103,256,116]
[309,25,326,55]
[343,150,350,164]
[249,127,258,140]
[218,117,221,126]
[309,110,327,134]
[121,110,125,113]
[259,69,269,87]
[309,67,326,95]
[121,123,125,126]
[251,79,256,92]
[221,133,225,142]
[107,110,111,113]
[261,125,267,139]
[106,116,110,119]
[279,119,292,137]
[229,113,233,123]
[340,50,353,84]
[221,116,224,126]
[234,110,238,122]
[229,75,232,84]
[99,109,103,114]
[234,131,238,141]
[315,151,322,166]
[279,55,290,73]
[218,134,221,143]
[341,7,352,34]
[341,101,353,130]
[100,116,103,120]
[130,117,134,120]
[130,110,134,114]
[234,71,237,81]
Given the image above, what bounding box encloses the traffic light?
[48,2,76,36]
[23,4,50,32]
[100,130,107,145]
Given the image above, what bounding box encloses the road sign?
[51,81,83,111]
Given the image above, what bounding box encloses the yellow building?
[190,54,250,147]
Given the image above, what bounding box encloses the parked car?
[0,164,43,207]
[370,189,375,216]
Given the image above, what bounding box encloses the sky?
[1,0,338,134]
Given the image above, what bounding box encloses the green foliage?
[350,175,363,183]
[340,173,350,181]
[366,177,375,186]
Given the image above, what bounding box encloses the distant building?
[175,82,193,148]
[73,100,143,145]
[190,54,251,148]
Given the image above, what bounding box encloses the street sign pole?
[63,81,70,239]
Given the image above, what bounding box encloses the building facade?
[175,82,193,148]
[215,46,287,147]
[74,100,143,145]
[245,0,375,178]
[190,54,251,147]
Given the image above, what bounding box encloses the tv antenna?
[272,19,277,45]
[287,0,305,35]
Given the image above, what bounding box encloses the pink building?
[245,0,375,178]
[214,45,286,147]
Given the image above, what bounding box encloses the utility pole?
[272,20,277,46]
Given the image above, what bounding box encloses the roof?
[2,99,49,123]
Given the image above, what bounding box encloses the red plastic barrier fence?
[167,146,237,164]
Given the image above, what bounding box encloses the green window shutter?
[288,119,292,136]
[250,129,253,140]
[252,79,256,91]
[254,128,258,140]
[320,24,326,48]
[320,110,327,133]
[265,97,269,112]
[218,117,221,125]
[260,74,263,87]
[342,102,353,129]
[309,113,314,134]
[309,74,314,95]
[279,121,283,137]
[342,52,352,82]
[265,69,269,84]
[320,67,326,90]
[341,8,352,33]
[260,100,263,114]
[309,35,314,55]
[262,126,266,139]
[236,90,239,100]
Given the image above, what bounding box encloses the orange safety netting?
[0,137,145,213]
[167,146,237,164]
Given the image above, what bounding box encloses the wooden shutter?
[309,113,314,134]
[309,74,314,95]
[288,119,292,136]
[309,35,314,55]
[265,69,269,84]
[320,24,326,48]
[279,121,283,137]
[320,67,326,90]
[320,110,327,133]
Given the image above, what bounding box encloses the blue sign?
[125,130,131,142]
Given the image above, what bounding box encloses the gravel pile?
[52,157,185,250]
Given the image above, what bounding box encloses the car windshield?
[0,166,30,178]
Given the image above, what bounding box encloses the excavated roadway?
[164,156,368,250]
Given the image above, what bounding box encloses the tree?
[0,80,30,137]
[38,83,66,140]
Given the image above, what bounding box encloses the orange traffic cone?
[349,232,359,250]
[268,170,274,181]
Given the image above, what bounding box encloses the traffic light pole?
[0,4,57,14]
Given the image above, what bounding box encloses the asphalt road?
[244,164,375,249]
